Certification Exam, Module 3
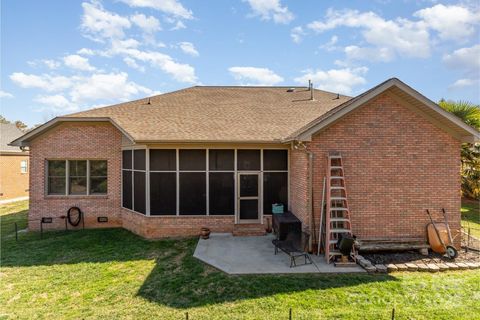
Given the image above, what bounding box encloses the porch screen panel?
[179,149,206,171]
[134,171,146,214]
[122,150,133,209]
[209,149,234,171]
[263,150,288,170]
[150,149,176,171]
[122,170,132,209]
[179,172,206,215]
[209,172,234,215]
[263,172,288,214]
[150,173,176,215]
[263,150,288,215]
[237,150,260,171]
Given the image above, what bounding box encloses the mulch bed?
[363,249,480,265]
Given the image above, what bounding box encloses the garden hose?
[67,207,83,227]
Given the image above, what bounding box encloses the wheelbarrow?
[426,209,458,259]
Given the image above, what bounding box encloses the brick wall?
[122,208,235,238]
[28,122,123,231]
[289,148,309,227]
[0,154,29,200]
[306,92,462,247]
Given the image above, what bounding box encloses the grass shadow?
[2,201,396,309]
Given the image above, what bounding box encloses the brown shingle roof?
[66,86,351,142]
[0,123,26,152]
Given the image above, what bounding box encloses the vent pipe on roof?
[308,79,311,90]
[310,82,314,101]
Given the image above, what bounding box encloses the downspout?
[293,141,314,252]
[307,151,314,252]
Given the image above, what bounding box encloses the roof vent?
[287,88,295,92]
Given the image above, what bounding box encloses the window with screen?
[263,150,288,214]
[178,150,206,215]
[69,160,87,195]
[90,160,107,194]
[237,150,260,171]
[122,149,146,214]
[150,149,176,215]
[47,160,66,195]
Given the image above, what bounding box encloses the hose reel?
[67,206,83,227]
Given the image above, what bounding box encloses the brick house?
[10,78,480,248]
[1,123,29,201]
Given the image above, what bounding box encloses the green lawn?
[461,199,480,238]
[1,201,480,319]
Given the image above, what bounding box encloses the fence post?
[185,312,188,320]
[289,308,292,320]
[391,307,395,320]
[14,222,18,241]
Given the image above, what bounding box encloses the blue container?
[272,203,284,214]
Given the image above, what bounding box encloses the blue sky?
[1,0,479,126]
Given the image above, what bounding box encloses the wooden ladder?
[325,153,356,264]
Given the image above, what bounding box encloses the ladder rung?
[330,176,344,180]
[330,218,349,222]
[330,186,345,190]
[330,228,352,233]
[330,207,349,211]
[330,197,346,201]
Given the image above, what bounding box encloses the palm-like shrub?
[439,100,480,199]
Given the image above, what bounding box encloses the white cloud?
[307,9,431,59]
[35,94,78,111]
[290,26,305,43]
[449,78,479,89]
[10,73,74,92]
[414,4,480,41]
[244,0,294,24]
[63,54,96,71]
[443,44,480,89]
[81,1,132,41]
[123,57,145,72]
[178,42,199,57]
[0,90,14,98]
[170,20,186,30]
[77,48,95,56]
[344,45,394,62]
[229,66,284,85]
[43,59,61,69]
[70,72,153,103]
[443,44,480,71]
[294,67,368,95]
[130,13,161,33]
[320,35,339,52]
[120,0,193,19]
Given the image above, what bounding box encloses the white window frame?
[20,160,28,174]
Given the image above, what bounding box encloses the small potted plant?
[200,227,211,239]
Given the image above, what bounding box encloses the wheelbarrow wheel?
[446,245,458,259]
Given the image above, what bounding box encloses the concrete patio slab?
[193,233,365,275]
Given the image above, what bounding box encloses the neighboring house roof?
[10,78,480,147]
[1,123,28,153]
